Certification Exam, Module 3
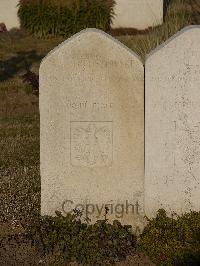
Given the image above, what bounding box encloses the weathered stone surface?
[40,29,144,231]
[112,0,163,29]
[145,26,200,217]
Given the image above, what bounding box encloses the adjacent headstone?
[145,26,200,217]
[0,0,19,30]
[40,29,144,231]
[112,0,163,30]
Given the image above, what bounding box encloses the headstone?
[145,26,200,217]
[112,0,163,30]
[0,0,19,30]
[40,29,144,230]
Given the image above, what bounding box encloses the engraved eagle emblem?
[71,122,112,167]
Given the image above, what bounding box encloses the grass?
[0,0,199,264]
[118,0,193,61]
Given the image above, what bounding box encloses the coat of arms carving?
[70,121,113,167]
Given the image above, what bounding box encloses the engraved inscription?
[66,100,113,110]
[70,121,113,167]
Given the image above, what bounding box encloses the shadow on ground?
[0,50,43,82]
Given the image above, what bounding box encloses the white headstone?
[112,0,163,30]
[40,29,144,230]
[145,26,200,217]
[0,0,20,30]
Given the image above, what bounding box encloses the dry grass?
[0,87,40,228]
[118,0,192,61]
[0,32,63,226]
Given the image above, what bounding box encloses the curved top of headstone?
[41,28,143,66]
[146,25,200,60]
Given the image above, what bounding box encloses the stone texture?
[145,26,200,217]
[40,29,144,231]
[0,0,19,30]
[112,0,163,29]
